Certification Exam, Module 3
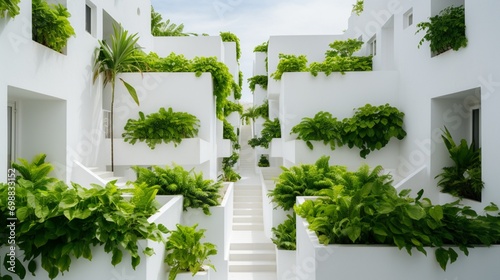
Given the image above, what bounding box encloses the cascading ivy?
[253,41,268,53]
[220,31,241,61]
[248,75,268,91]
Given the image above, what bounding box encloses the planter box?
[111,138,211,166]
[181,183,234,280]
[169,267,211,280]
[295,197,500,280]
[2,196,184,280]
[270,138,283,157]
[217,139,232,158]
[276,247,296,280]
[283,140,399,170]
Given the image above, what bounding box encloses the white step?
[234,188,261,194]
[228,272,277,280]
[234,202,262,209]
[229,260,276,272]
[230,241,275,251]
[233,216,263,223]
[233,222,264,231]
[94,171,114,178]
[229,250,276,261]
[234,208,263,216]
[234,196,261,202]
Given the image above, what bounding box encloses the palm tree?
[240,106,258,125]
[93,24,141,172]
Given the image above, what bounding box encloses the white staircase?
[228,124,276,280]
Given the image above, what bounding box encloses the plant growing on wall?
[416,5,467,55]
[291,111,343,151]
[32,0,75,53]
[93,25,142,171]
[133,165,222,215]
[352,0,364,15]
[309,38,372,76]
[232,80,242,100]
[224,101,243,118]
[151,6,193,36]
[342,104,406,158]
[272,214,296,250]
[0,0,20,18]
[221,152,241,182]
[253,41,268,53]
[435,127,483,201]
[247,118,280,149]
[248,75,268,91]
[254,99,269,119]
[123,107,200,149]
[271,54,308,80]
[165,224,217,280]
[223,119,237,143]
[295,164,500,271]
[220,31,241,61]
[0,155,167,280]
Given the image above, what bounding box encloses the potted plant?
[435,127,483,201]
[165,224,217,280]
[416,5,467,55]
[272,214,296,280]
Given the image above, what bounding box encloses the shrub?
[272,214,296,250]
[220,31,241,60]
[32,0,75,52]
[248,75,268,91]
[271,54,308,80]
[253,41,268,53]
[258,154,270,167]
[291,111,343,151]
[0,0,20,18]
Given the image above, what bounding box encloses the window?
[85,4,92,33]
[103,110,111,139]
[472,108,480,150]
[7,103,16,169]
[368,37,376,56]
[404,9,413,29]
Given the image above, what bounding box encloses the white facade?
[0,0,239,182]
[253,0,500,206]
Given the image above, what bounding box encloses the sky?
[150,0,357,103]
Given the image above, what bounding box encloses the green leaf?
[428,205,443,222]
[28,260,37,276]
[404,205,426,220]
[111,248,123,266]
[435,248,449,271]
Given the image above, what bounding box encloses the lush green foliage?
[232,80,242,100]
[240,106,258,125]
[291,111,343,151]
[309,39,372,76]
[352,0,364,15]
[238,70,244,87]
[220,31,241,60]
[125,51,233,120]
[248,118,281,149]
[32,0,75,53]
[248,75,268,91]
[220,165,241,182]
[0,155,166,279]
[223,119,237,142]
[165,224,217,280]
[295,163,500,271]
[416,5,467,54]
[254,99,269,119]
[0,0,20,18]
[258,154,270,167]
[224,101,243,117]
[272,214,296,250]
[435,127,483,201]
[133,165,222,215]
[151,6,193,36]
[93,25,142,171]
[270,156,353,211]
[123,107,200,149]
[271,54,308,80]
[253,41,268,53]
[343,104,406,158]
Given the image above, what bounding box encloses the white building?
[0,0,240,184]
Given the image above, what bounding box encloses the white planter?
[2,196,184,280]
[170,267,210,280]
[270,138,283,157]
[295,196,500,280]
[276,247,296,280]
[181,183,234,280]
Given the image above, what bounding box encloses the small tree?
[93,25,141,171]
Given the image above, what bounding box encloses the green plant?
[271,54,308,80]
[133,165,222,215]
[232,80,242,100]
[0,0,20,18]
[93,25,142,171]
[32,0,75,52]
[435,127,483,201]
[352,0,364,15]
[253,41,268,53]
[291,111,343,151]
[223,119,237,142]
[254,100,269,119]
[342,104,406,158]
[165,224,217,280]
[416,5,467,54]
[220,166,241,182]
[272,214,296,250]
[220,31,241,61]
[241,106,258,125]
[295,163,500,271]
[248,75,268,91]
[0,155,167,280]
[224,101,243,117]
[309,39,372,76]
[248,118,281,149]
[258,154,270,168]
[151,6,193,36]
[269,156,358,211]
[123,107,200,149]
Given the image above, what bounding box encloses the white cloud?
[151,0,357,103]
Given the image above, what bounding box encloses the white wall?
[153,36,224,61]
[253,52,267,76]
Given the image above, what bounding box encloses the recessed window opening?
[404,8,414,29]
[472,108,480,150]
[368,36,376,56]
[85,5,92,33]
